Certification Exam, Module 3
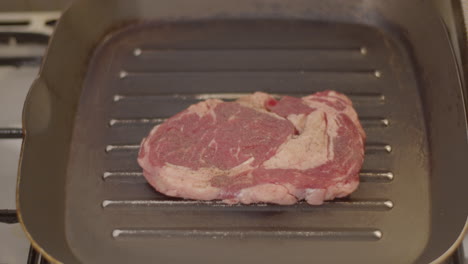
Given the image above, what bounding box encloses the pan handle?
[21,77,52,137]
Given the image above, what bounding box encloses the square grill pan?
[17,0,468,263]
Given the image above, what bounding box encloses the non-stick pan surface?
[17,0,468,263]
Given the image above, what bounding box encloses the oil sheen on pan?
[138,91,366,205]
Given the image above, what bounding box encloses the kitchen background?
[0,1,466,263]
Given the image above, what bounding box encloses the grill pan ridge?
[17,0,468,263]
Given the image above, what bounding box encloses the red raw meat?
[138,91,365,205]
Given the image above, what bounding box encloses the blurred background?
[0,1,69,12]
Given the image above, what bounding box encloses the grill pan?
[17,0,468,263]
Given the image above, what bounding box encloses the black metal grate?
[27,245,48,264]
[0,209,18,224]
[0,128,23,138]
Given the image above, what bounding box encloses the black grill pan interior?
[67,20,429,263]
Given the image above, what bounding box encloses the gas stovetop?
[0,10,466,264]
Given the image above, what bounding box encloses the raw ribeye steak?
[138,91,366,205]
